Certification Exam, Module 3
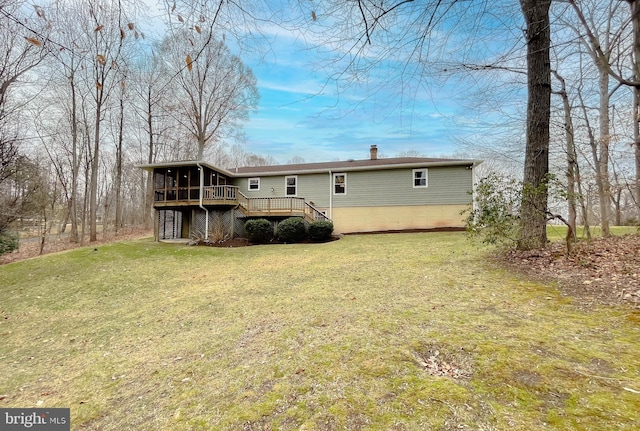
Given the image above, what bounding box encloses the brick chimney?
[370,145,378,160]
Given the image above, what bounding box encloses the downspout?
[329,170,333,219]
[196,162,209,240]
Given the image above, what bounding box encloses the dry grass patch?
[0,233,639,430]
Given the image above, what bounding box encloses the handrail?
[305,202,331,222]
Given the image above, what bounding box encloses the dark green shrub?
[244,219,273,243]
[308,220,334,241]
[277,217,307,243]
[0,230,19,256]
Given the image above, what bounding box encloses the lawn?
[0,232,638,430]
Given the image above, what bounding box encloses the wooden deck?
[153,185,330,222]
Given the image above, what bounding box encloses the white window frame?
[248,177,260,191]
[413,168,428,188]
[333,172,347,195]
[285,175,297,196]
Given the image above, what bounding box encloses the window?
[413,168,428,188]
[248,178,260,191]
[154,169,166,189]
[285,176,297,196]
[333,173,346,195]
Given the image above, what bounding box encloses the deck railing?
[236,193,330,222]
[202,185,238,201]
[239,196,306,214]
[304,202,331,222]
[155,185,331,222]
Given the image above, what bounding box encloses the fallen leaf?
[24,37,42,47]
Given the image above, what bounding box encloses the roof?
[233,157,480,176]
[137,157,482,177]
[136,160,236,177]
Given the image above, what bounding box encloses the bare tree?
[0,0,49,241]
[568,0,640,219]
[564,0,633,236]
[159,30,258,160]
[626,0,640,216]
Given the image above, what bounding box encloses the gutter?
[196,162,209,240]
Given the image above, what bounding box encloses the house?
[137,145,481,241]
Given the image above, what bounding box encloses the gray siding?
[236,173,331,205]
[332,166,473,207]
[233,166,472,208]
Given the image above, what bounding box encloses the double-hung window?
[333,173,346,195]
[413,168,428,188]
[285,176,297,196]
[248,178,260,191]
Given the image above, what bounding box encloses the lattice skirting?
[191,209,246,240]
[157,210,183,239]
[157,208,310,241]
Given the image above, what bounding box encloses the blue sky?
[234,23,479,163]
[142,1,525,164]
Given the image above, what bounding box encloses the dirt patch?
[502,234,640,308]
[410,343,473,380]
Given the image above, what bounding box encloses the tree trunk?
[90,60,106,242]
[630,0,640,217]
[145,85,154,229]
[115,83,124,234]
[635,90,640,217]
[552,71,577,242]
[597,68,611,236]
[69,67,79,243]
[518,0,552,251]
[89,100,100,243]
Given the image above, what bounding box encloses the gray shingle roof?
[231,157,480,176]
[138,157,482,177]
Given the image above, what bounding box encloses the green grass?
[1,233,639,430]
[546,224,638,241]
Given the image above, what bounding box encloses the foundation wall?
[331,204,467,234]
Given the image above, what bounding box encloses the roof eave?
[135,160,236,177]
[235,159,483,177]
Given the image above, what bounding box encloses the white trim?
[285,175,297,196]
[333,172,347,195]
[412,168,428,188]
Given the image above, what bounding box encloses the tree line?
[1,0,640,254]
[0,0,265,252]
